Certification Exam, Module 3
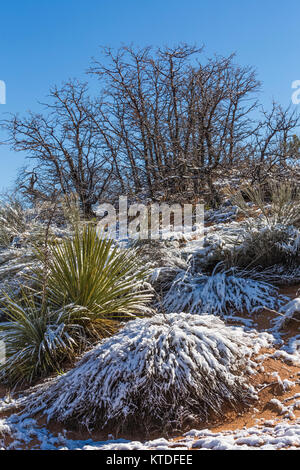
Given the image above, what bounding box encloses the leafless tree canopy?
[4,81,113,216]
[2,44,299,214]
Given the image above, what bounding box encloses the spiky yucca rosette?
[22,313,272,434]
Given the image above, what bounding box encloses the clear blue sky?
[0,0,299,191]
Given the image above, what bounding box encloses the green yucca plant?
[36,225,153,325]
[0,292,86,385]
[0,226,153,385]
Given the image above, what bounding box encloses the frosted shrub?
[229,181,300,227]
[231,224,300,270]
[192,222,300,284]
[22,313,272,434]
[163,270,283,316]
[0,200,27,247]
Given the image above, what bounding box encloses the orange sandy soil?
[1,347,299,450]
[0,287,299,449]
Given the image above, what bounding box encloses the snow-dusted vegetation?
[19,314,272,433]
[0,178,298,451]
[0,42,299,451]
[0,182,299,450]
[275,297,300,329]
[163,270,283,316]
[0,224,153,385]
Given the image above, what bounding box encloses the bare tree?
[89,45,261,204]
[250,103,300,183]
[3,80,113,217]
[3,44,299,210]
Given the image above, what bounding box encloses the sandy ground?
[0,330,299,449]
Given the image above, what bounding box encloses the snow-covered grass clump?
[21,313,272,434]
[189,220,300,285]
[163,270,283,316]
[231,224,300,270]
[205,205,238,224]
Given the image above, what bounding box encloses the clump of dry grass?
[162,269,283,315]
[21,313,272,435]
[228,181,300,227]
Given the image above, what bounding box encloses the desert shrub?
[229,181,300,227]
[21,313,272,434]
[223,224,300,271]
[162,269,283,316]
[0,200,27,247]
[206,181,300,280]
[133,239,187,270]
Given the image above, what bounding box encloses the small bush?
[21,313,272,434]
[229,181,300,227]
[163,269,283,316]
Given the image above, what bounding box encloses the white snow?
[18,314,273,432]
[163,270,282,316]
[1,412,300,450]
